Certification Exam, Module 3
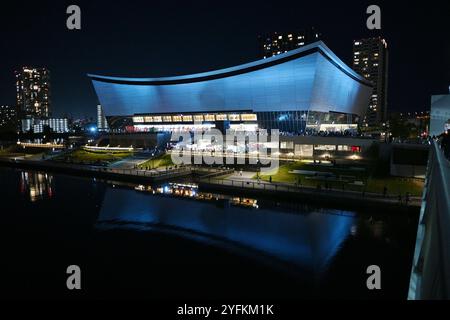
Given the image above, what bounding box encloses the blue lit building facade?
[89,42,373,134]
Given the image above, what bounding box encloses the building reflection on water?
[19,171,54,202]
[97,181,355,273]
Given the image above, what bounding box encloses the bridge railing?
[409,140,450,299]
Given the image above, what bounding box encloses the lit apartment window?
[278,35,282,39]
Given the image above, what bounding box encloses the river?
[0,167,418,299]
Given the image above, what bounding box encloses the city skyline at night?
[0,1,449,118]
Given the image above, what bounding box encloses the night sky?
[1,0,449,118]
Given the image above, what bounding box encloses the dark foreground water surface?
[0,167,418,299]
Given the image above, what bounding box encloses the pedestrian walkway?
[224,171,255,182]
[199,174,422,208]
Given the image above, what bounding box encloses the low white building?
[430,86,450,136]
[21,118,69,133]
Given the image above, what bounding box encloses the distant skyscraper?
[0,105,17,130]
[352,37,388,127]
[97,105,109,131]
[258,27,321,58]
[15,67,51,118]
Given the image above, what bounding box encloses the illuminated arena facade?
[89,41,373,134]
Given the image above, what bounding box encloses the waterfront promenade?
[0,156,231,183]
[197,171,422,211]
[0,154,421,211]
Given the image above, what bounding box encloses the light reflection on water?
[134,182,259,208]
[19,171,54,202]
[97,182,356,273]
[3,168,418,298]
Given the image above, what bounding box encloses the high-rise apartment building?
[0,105,17,130]
[97,104,109,131]
[258,27,321,59]
[352,37,388,127]
[15,67,51,118]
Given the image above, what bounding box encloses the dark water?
[0,167,418,300]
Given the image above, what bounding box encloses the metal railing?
[199,176,421,205]
[409,140,450,299]
[0,157,234,181]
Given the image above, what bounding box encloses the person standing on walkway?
[383,186,387,198]
[269,176,272,183]
[442,129,450,159]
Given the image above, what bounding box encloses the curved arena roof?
[89,41,373,117]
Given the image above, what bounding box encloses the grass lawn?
[56,149,132,164]
[137,153,174,169]
[365,177,424,196]
[258,161,424,196]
